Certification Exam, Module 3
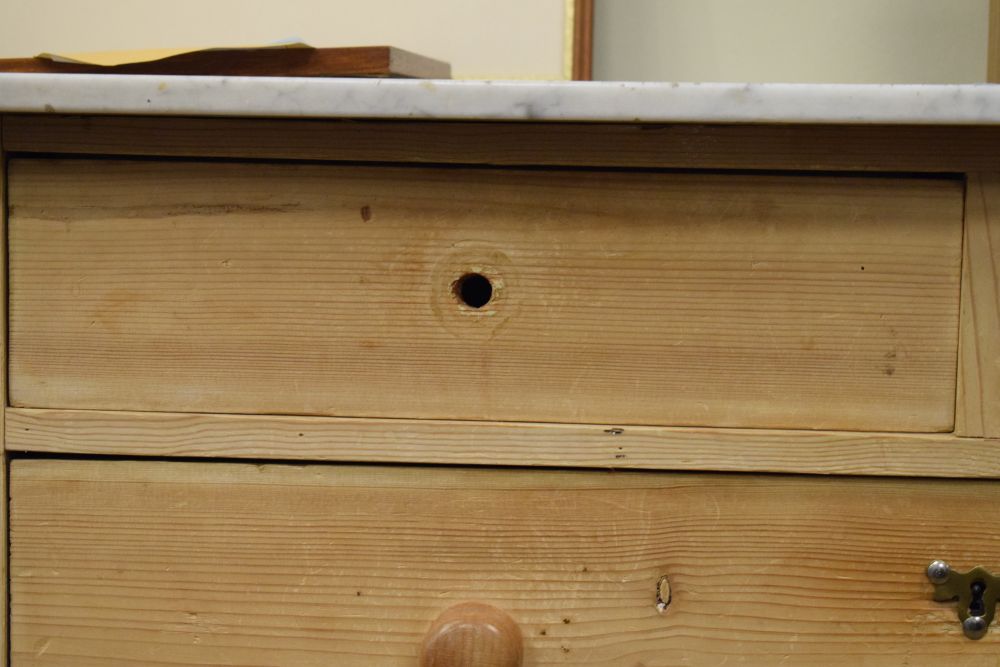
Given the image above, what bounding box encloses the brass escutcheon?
[926,560,999,639]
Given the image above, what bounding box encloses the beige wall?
[595,0,990,83]
[0,0,567,79]
[1,0,990,83]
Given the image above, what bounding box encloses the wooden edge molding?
[0,114,8,667]
[5,114,1000,173]
[956,173,1000,437]
[7,408,1000,479]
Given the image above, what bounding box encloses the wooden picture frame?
[564,0,594,80]
[990,0,1000,82]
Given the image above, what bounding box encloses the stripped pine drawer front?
[8,159,963,431]
[9,459,1000,665]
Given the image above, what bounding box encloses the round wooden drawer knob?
[419,602,523,667]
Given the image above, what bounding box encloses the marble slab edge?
[0,73,999,124]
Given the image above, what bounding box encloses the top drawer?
[8,159,963,431]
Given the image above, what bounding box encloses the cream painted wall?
[1,0,990,83]
[0,0,567,79]
[594,0,990,83]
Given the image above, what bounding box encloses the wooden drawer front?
[10,459,1000,665]
[9,159,963,431]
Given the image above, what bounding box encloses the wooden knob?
[419,602,523,667]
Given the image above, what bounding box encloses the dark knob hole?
[454,272,493,309]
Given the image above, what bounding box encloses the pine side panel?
[9,459,1000,665]
[956,174,1000,437]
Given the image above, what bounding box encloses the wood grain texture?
[10,459,1000,665]
[8,159,964,431]
[8,408,1000,478]
[956,174,1000,438]
[0,46,451,78]
[6,115,1000,173]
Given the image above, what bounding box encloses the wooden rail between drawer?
[7,408,1000,478]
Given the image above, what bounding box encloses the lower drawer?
[10,459,1000,665]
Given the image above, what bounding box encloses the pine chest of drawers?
[0,77,999,666]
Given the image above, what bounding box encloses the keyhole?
[969,580,987,617]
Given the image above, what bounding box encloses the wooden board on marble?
[0,46,450,78]
[8,159,963,431]
[10,459,1000,665]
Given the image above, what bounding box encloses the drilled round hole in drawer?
[453,272,493,309]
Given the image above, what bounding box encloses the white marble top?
[2,73,1000,124]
